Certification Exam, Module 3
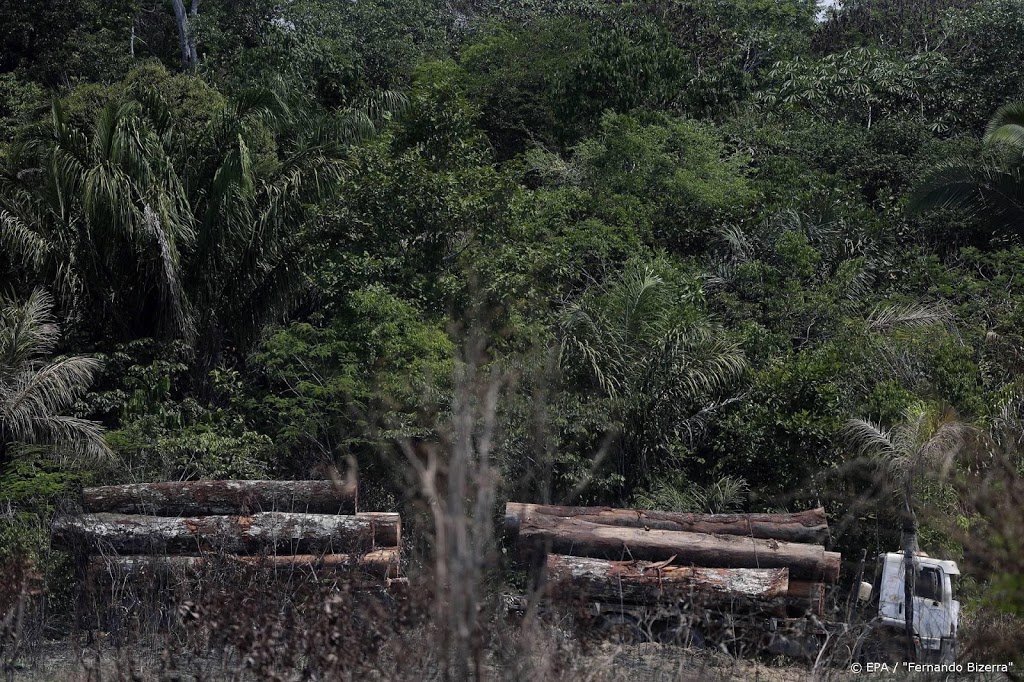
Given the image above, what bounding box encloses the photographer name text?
[851,661,1014,674]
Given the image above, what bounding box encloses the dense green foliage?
[3,0,1024,625]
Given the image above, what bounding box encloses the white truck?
[859,551,961,663]
[506,549,962,665]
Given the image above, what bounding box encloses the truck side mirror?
[857,581,872,602]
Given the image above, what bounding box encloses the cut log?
[786,580,826,616]
[87,549,400,578]
[505,503,828,545]
[517,515,841,582]
[53,512,399,556]
[545,556,825,617]
[544,555,789,604]
[82,480,357,516]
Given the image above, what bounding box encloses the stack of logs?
[504,503,841,617]
[52,480,402,580]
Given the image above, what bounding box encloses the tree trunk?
[87,548,400,578]
[517,515,841,582]
[53,511,399,555]
[505,503,829,544]
[903,487,919,660]
[545,554,789,603]
[82,480,357,516]
[170,0,198,71]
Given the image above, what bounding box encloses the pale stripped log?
[53,511,399,555]
[87,548,400,578]
[545,554,790,603]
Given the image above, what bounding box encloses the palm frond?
[613,265,667,343]
[232,85,292,131]
[842,418,897,460]
[141,204,193,339]
[3,355,104,432]
[0,209,47,270]
[558,302,622,397]
[0,289,60,369]
[908,158,989,216]
[636,475,749,514]
[985,101,1024,152]
[641,332,745,406]
[866,302,952,332]
[0,291,111,464]
[25,414,112,464]
[360,90,409,124]
[718,224,754,262]
[917,405,973,477]
[911,103,1024,236]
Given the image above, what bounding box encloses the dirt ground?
[7,639,798,681]
[10,639,1012,682]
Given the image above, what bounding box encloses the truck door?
[913,565,948,651]
[877,554,905,622]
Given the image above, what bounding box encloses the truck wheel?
[598,614,646,645]
[654,624,705,649]
[682,627,706,650]
[858,632,904,666]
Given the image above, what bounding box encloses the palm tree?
[0,99,194,338]
[559,261,746,494]
[842,402,971,655]
[179,87,403,369]
[911,101,1024,238]
[0,79,401,378]
[0,289,111,466]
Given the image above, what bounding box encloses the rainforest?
[2,0,1024,679]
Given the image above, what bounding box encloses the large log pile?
[506,502,836,617]
[54,480,401,580]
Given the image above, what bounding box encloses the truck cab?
[867,552,960,662]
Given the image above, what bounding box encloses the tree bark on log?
[517,515,841,582]
[544,555,789,603]
[87,549,400,578]
[544,556,825,617]
[53,512,398,555]
[505,503,828,545]
[82,480,357,516]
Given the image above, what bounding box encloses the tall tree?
[0,71,397,377]
[0,98,194,338]
[559,261,746,495]
[170,0,200,71]
[843,402,970,656]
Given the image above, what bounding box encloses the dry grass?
[3,549,1020,681]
